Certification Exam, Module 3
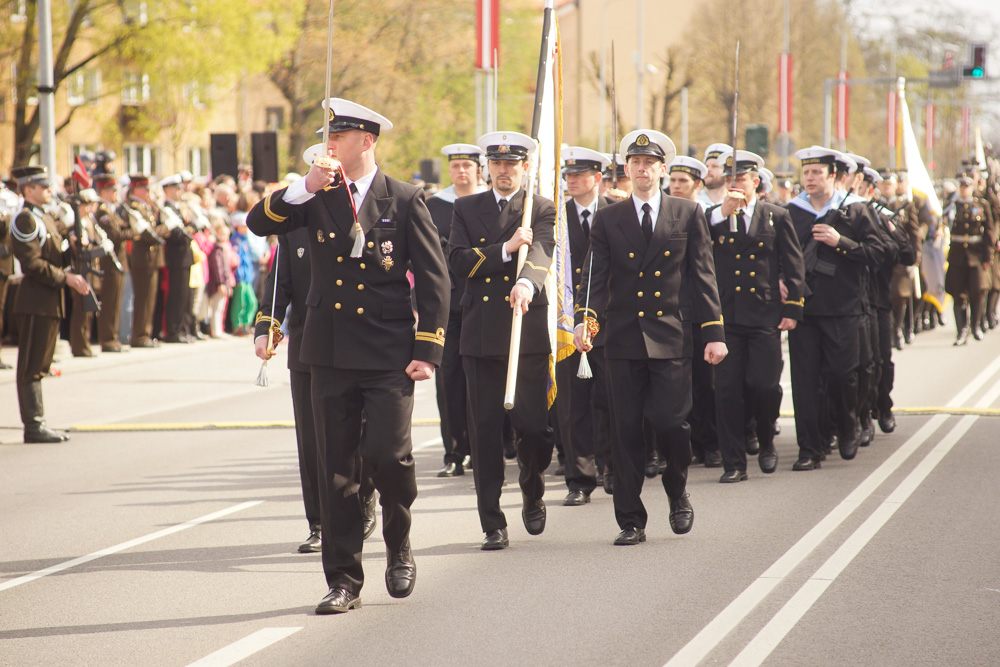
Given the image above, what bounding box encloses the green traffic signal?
[972,67,984,78]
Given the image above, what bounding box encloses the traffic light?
[745,124,769,157]
[962,44,987,79]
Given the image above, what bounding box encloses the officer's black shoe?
[792,456,822,471]
[719,470,748,483]
[860,413,875,447]
[315,588,361,614]
[745,434,760,455]
[973,327,985,341]
[904,329,915,345]
[522,498,546,535]
[298,527,321,553]
[955,328,970,346]
[758,445,778,474]
[893,328,904,351]
[644,457,659,478]
[602,470,615,495]
[481,528,509,550]
[613,526,646,545]
[774,420,782,436]
[562,490,590,506]
[503,442,516,460]
[462,454,473,470]
[878,411,896,433]
[703,450,723,468]
[385,540,416,598]
[668,494,694,535]
[553,464,565,476]
[838,426,860,460]
[437,462,464,477]
[24,425,69,443]
[362,492,378,540]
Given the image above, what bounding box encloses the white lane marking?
[185,627,302,667]
[730,376,1000,666]
[413,436,443,453]
[0,501,264,593]
[665,352,1000,667]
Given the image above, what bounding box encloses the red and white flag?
[72,156,92,189]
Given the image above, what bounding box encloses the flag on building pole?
[530,0,570,407]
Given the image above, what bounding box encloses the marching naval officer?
[246,98,449,614]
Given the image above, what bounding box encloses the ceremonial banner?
[532,0,569,407]
[898,91,941,216]
[476,0,499,71]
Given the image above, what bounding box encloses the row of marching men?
[428,134,936,549]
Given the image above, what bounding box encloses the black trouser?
[439,310,469,465]
[789,316,860,460]
[856,311,875,418]
[688,326,718,457]
[715,325,782,473]
[606,357,691,530]
[130,266,158,344]
[555,349,608,494]
[311,366,416,596]
[290,369,322,528]
[463,353,553,533]
[875,306,894,417]
[165,263,192,338]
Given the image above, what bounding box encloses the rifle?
[122,202,166,245]
[69,198,105,313]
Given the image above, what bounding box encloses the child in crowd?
[206,219,236,338]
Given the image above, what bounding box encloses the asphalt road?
[1,322,998,667]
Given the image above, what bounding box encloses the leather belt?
[952,234,982,243]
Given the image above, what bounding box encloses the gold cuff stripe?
[701,317,724,328]
[254,314,280,326]
[524,260,546,272]
[469,247,486,277]
[415,332,445,346]
[786,298,805,307]
[263,194,287,222]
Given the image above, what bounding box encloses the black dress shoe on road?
[668,494,694,535]
[362,492,378,540]
[562,490,590,506]
[860,415,875,447]
[298,527,321,553]
[24,426,69,443]
[385,541,416,598]
[878,411,896,434]
[613,526,646,545]
[553,464,565,476]
[462,454,473,470]
[973,327,985,341]
[745,434,760,455]
[315,588,361,614]
[792,457,822,471]
[644,458,659,478]
[839,426,860,460]
[758,446,778,474]
[437,462,464,477]
[719,470,748,483]
[774,421,782,436]
[522,498,546,535]
[603,471,615,495]
[955,328,970,346]
[703,450,723,468]
[481,528,509,550]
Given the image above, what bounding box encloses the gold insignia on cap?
[381,240,393,254]
[502,134,507,140]
[328,107,335,122]
[567,159,576,165]
[726,157,734,168]
[637,134,650,147]
[499,145,510,153]
[382,256,394,271]
[317,229,325,243]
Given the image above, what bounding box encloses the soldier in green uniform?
[945,173,995,345]
[9,166,90,443]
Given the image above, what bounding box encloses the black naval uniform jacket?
[12,204,71,318]
[707,200,806,327]
[567,195,612,347]
[576,194,725,359]
[425,192,464,314]
[254,226,311,373]
[448,188,557,358]
[162,199,194,269]
[786,195,886,318]
[246,169,450,370]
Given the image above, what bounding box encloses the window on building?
[187,147,209,177]
[182,81,205,109]
[67,69,101,106]
[266,107,285,132]
[122,72,149,106]
[123,144,160,177]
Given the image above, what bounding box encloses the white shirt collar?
[632,189,662,226]
[345,167,378,207]
[574,197,596,219]
[493,188,518,206]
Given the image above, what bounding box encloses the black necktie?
[581,209,591,237]
[498,197,508,213]
[641,203,653,243]
[349,182,359,208]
